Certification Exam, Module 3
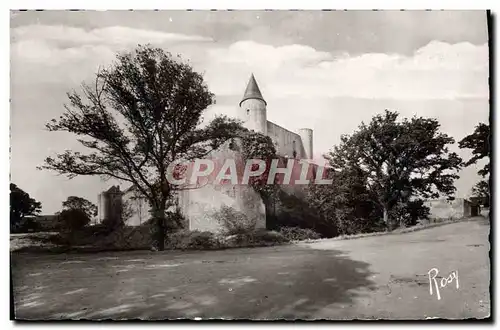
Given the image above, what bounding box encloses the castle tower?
[239,74,267,135]
[97,185,123,223]
[298,128,313,159]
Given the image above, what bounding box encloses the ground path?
[11,217,490,320]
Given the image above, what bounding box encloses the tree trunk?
[383,207,390,231]
[157,213,166,251]
[266,198,276,230]
[262,193,278,230]
[151,207,166,251]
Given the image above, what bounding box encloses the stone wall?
[425,198,467,220]
[177,140,266,233]
[119,140,266,233]
[124,192,150,226]
[267,121,306,159]
[101,135,323,233]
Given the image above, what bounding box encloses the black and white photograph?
[9,9,491,320]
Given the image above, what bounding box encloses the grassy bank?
[299,216,487,244]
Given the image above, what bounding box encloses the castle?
[98,74,315,232]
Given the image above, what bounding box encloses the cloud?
[12,25,212,48]
[10,25,212,86]
[203,40,489,100]
[11,25,488,100]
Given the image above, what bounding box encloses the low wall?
[267,121,306,159]
[425,198,466,220]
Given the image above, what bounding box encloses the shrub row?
[165,229,290,250]
[33,227,293,252]
[41,225,152,250]
[278,226,322,241]
[19,200,324,252]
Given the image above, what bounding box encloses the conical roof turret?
[239,73,267,106]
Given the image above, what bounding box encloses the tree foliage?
[62,196,97,219]
[10,183,42,230]
[239,131,279,201]
[59,208,91,231]
[458,122,490,177]
[236,131,284,229]
[39,45,244,250]
[470,180,490,207]
[321,110,462,230]
[100,199,136,230]
[472,180,489,198]
[459,122,490,209]
[306,167,383,236]
[389,199,430,227]
[212,204,257,236]
[120,200,135,224]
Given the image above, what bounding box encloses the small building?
[22,214,61,232]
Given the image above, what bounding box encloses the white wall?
[267,121,306,159]
[123,192,150,226]
[120,140,266,233]
[178,140,266,233]
[425,198,466,220]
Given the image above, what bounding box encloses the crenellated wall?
[267,121,307,159]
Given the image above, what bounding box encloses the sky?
[10,10,490,214]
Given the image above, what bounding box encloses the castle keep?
[98,74,315,232]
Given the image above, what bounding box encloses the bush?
[165,209,188,231]
[11,217,42,233]
[165,230,220,250]
[221,230,289,248]
[278,226,321,241]
[390,199,430,228]
[99,226,152,250]
[20,227,290,252]
[251,230,289,244]
[59,209,91,232]
[100,216,124,231]
[42,223,153,250]
[212,205,257,235]
[141,209,187,232]
[165,229,289,250]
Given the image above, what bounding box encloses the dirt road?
[11,217,490,320]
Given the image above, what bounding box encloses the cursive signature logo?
[428,268,459,300]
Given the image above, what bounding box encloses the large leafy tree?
[59,209,91,232]
[459,122,490,207]
[458,122,490,177]
[39,45,243,250]
[10,183,42,229]
[306,165,382,236]
[62,196,98,219]
[325,110,462,230]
